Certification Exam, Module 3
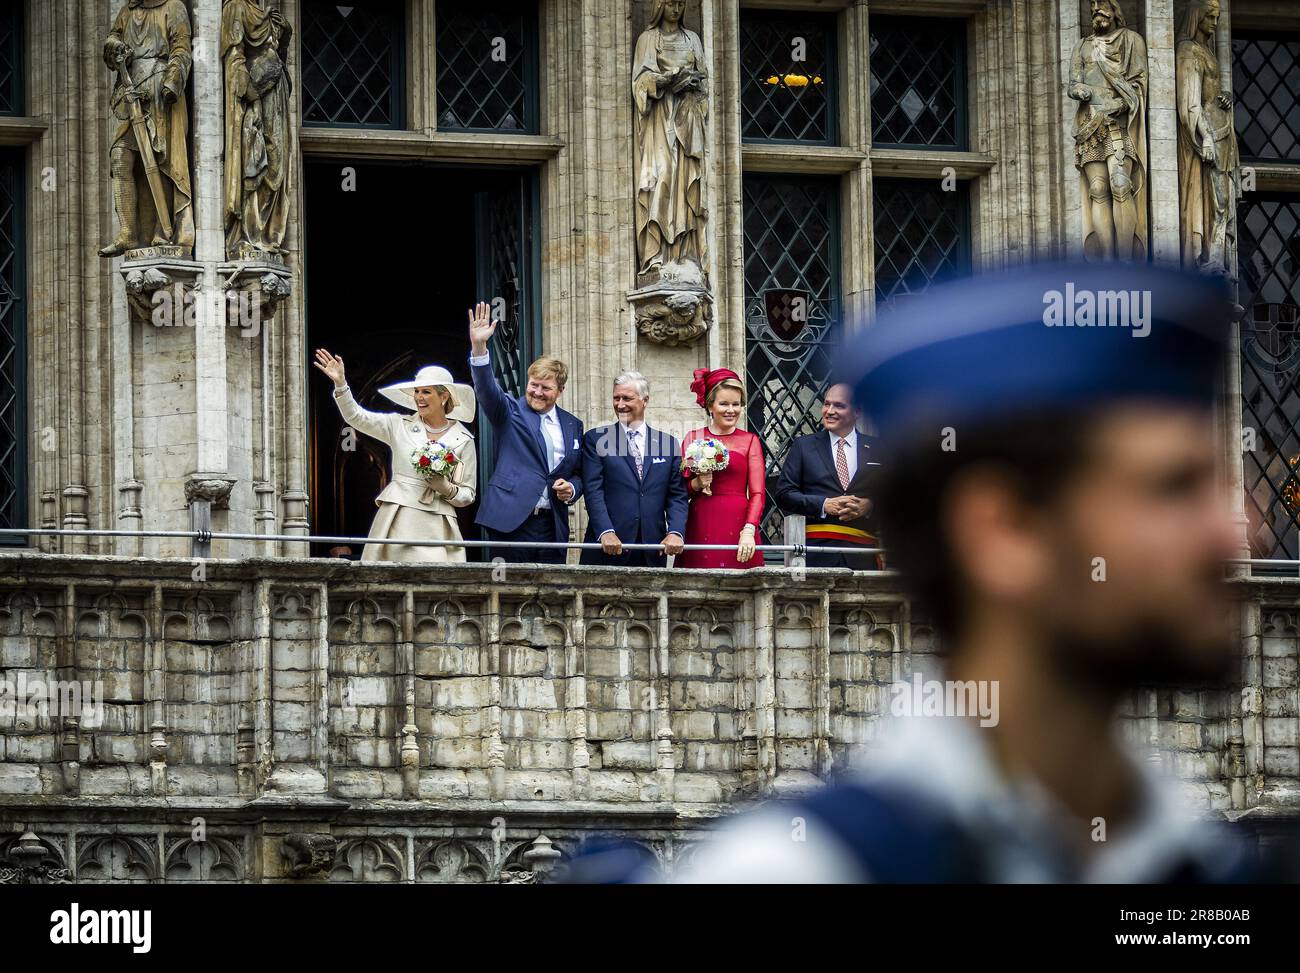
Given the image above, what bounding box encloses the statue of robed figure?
[221,0,295,258]
[100,0,196,257]
[1176,0,1238,276]
[632,0,709,282]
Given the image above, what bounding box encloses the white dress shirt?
[535,407,565,509]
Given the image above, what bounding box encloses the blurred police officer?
[677,262,1278,883]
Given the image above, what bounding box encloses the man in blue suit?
[580,372,688,567]
[468,302,584,563]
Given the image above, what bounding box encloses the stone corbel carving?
[217,260,294,328]
[631,274,714,347]
[280,833,337,879]
[121,256,203,326]
[185,474,236,510]
[630,0,713,345]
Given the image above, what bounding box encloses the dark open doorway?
[304,160,538,559]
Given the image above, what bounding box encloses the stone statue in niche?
[222,0,295,262]
[1067,0,1150,262]
[1176,0,1239,277]
[630,0,713,345]
[99,0,196,259]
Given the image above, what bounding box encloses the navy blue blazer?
[471,360,585,538]
[580,423,688,563]
[774,430,882,567]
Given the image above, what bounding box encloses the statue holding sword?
[100,0,196,258]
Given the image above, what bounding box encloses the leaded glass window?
[740,11,836,144]
[0,150,25,540]
[302,0,404,128]
[869,16,966,150]
[1233,33,1300,163]
[0,4,21,116]
[1239,195,1300,559]
[873,178,969,308]
[743,175,840,541]
[436,0,538,133]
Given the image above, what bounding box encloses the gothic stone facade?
[0,0,1298,882]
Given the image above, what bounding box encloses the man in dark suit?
[580,371,688,567]
[774,382,882,569]
[468,302,584,563]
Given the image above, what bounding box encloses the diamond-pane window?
[1239,195,1300,560]
[0,150,25,539]
[740,12,836,144]
[436,0,538,133]
[302,0,404,128]
[870,16,966,149]
[1233,34,1300,163]
[873,178,969,309]
[0,4,21,116]
[743,175,840,541]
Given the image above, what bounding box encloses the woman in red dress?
[679,368,766,568]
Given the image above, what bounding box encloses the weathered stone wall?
[0,555,1296,881]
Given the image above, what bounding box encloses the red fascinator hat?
[691,368,742,408]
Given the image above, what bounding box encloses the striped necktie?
[836,437,850,490]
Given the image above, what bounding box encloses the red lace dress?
[679,427,766,569]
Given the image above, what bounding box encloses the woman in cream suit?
[314,349,478,562]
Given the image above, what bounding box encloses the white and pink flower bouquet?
[684,438,729,495]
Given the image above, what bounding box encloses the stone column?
[188,0,237,550]
[1144,0,1182,265]
[841,1,874,330]
[1057,0,1085,258]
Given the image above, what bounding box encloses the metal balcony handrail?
[0,525,884,564]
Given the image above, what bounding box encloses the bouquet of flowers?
[410,440,460,485]
[684,438,729,495]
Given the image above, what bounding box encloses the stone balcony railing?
[0,553,1296,881]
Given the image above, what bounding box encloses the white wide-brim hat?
[378,365,477,423]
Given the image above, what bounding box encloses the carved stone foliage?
[0,832,71,884]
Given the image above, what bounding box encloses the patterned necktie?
[629,428,644,480]
[836,437,850,490]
